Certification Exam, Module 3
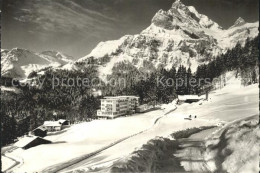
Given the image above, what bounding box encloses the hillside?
[3,76,258,173]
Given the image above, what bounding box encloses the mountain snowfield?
[78,0,258,78]
[1,48,73,78]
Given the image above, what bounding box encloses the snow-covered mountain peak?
[6,48,41,62]
[4,1,258,81]
[40,50,73,63]
[150,1,222,32]
[231,17,246,28]
[171,0,186,9]
[76,1,258,80]
[235,17,246,25]
[187,6,222,30]
[1,48,74,78]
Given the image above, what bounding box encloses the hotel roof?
[178,95,201,101]
[103,96,139,99]
[43,121,62,127]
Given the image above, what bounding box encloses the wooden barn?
[43,121,62,131]
[15,136,51,150]
[58,119,70,125]
[178,95,201,104]
[42,119,70,132]
[136,104,154,113]
[32,126,47,137]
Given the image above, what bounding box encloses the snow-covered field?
[2,74,259,173]
[60,78,259,172]
[3,109,169,172]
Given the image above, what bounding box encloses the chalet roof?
[33,126,47,132]
[137,104,148,108]
[14,136,51,148]
[43,121,62,127]
[58,119,69,124]
[178,95,201,101]
[116,96,139,99]
[104,96,139,99]
[15,136,38,148]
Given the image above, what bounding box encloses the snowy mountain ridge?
[78,0,258,78]
[1,0,258,80]
[1,48,73,78]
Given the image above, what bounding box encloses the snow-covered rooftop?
[33,126,47,132]
[104,96,139,99]
[43,121,62,127]
[15,136,38,148]
[178,95,201,101]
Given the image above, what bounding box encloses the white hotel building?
[97,96,140,119]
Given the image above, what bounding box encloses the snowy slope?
[60,83,259,172]
[3,76,258,172]
[78,0,258,77]
[40,50,73,64]
[60,81,258,173]
[1,48,73,79]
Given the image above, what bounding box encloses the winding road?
[2,146,21,173]
[172,114,258,173]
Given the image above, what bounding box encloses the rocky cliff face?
[78,0,258,78]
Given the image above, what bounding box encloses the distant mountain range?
[1,0,258,79]
[1,48,73,78]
